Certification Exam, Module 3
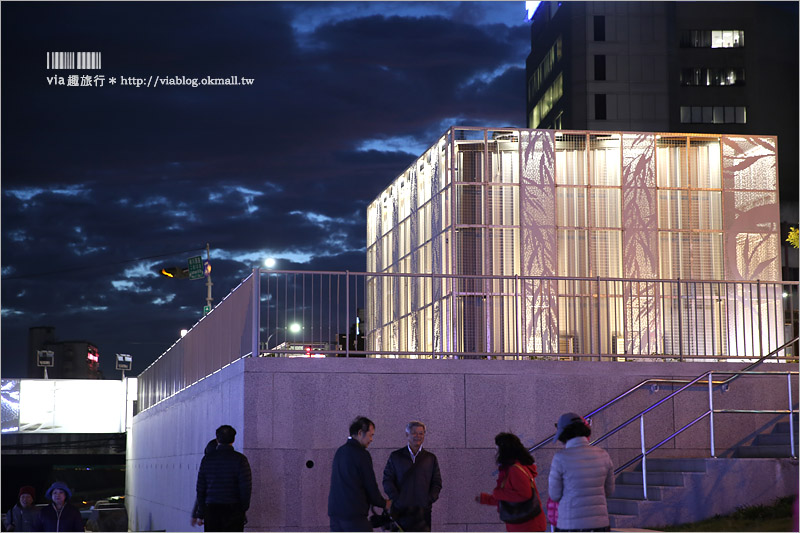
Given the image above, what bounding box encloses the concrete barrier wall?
[127,362,246,532]
[127,357,797,532]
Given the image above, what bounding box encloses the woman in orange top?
[476,433,546,532]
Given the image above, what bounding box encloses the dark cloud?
[2,2,529,376]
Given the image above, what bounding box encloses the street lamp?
[264,257,276,268]
[261,322,301,355]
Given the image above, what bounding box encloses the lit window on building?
[680,30,744,48]
[680,67,745,86]
[531,73,563,128]
[680,106,747,124]
[528,36,563,100]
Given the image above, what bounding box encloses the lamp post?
[261,322,301,356]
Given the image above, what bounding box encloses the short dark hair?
[216,425,237,445]
[557,421,591,443]
[349,416,374,437]
[494,432,535,468]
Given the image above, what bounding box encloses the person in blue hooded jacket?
[34,482,84,532]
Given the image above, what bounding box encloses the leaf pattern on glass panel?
[622,134,658,278]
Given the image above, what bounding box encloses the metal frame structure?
[367,126,783,360]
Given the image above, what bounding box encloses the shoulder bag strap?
[512,464,539,497]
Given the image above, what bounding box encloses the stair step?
[755,433,798,446]
[632,458,707,473]
[773,421,799,434]
[734,444,797,458]
[608,513,638,529]
[607,498,640,515]
[618,471,686,487]
[612,484,663,500]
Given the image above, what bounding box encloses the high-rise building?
[366,126,783,359]
[525,1,798,232]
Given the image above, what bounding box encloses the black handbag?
[497,464,542,524]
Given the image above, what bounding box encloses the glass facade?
[366,127,782,360]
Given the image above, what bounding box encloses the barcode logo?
[46,52,102,70]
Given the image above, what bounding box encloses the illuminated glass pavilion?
[366,127,783,360]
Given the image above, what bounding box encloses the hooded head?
[555,412,590,443]
[204,438,218,455]
[45,481,72,501]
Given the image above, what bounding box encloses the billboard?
[1,378,134,433]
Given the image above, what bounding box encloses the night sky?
[1,2,534,376]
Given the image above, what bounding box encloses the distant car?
[85,497,127,532]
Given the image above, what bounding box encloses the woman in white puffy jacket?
[548,413,615,532]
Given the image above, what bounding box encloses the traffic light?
[161,266,190,279]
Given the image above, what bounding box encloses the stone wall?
[127,357,797,531]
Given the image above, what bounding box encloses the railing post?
[252,268,260,358]
[789,373,796,458]
[346,271,350,358]
[640,415,648,500]
[708,372,716,458]
[596,276,602,359]
[514,275,521,356]
[677,279,683,362]
[757,280,763,359]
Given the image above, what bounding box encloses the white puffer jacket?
[548,436,615,530]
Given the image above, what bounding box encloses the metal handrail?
[529,337,799,452]
[611,373,798,474]
[720,337,799,387]
[591,371,712,449]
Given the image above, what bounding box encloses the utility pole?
[205,243,213,314]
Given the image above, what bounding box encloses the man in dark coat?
[383,421,442,531]
[328,416,391,532]
[195,425,252,532]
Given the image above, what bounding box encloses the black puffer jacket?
[195,444,252,518]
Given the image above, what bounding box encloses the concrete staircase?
[733,416,798,458]
[608,418,798,529]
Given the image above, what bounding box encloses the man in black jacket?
[383,421,442,532]
[195,425,252,532]
[328,416,391,532]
